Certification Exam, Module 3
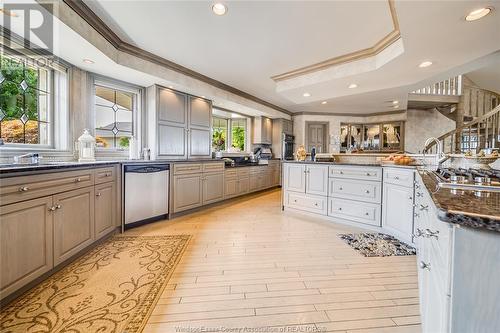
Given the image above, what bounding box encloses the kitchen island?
[282,160,500,333]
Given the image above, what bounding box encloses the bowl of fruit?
[463,150,499,169]
[382,153,416,166]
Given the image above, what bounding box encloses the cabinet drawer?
[328,197,381,226]
[203,162,224,173]
[237,168,250,178]
[94,166,116,184]
[0,169,94,206]
[329,165,382,181]
[173,163,203,175]
[285,191,327,216]
[383,167,415,187]
[225,169,238,179]
[329,178,381,204]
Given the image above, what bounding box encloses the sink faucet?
[13,153,42,165]
[423,137,449,168]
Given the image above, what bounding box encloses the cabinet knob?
[55,204,62,209]
[408,196,413,200]
[339,171,344,174]
[419,204,429,211]
[294,199,297,203]
[314,203,318,206]
[338,207,342,211]
[18,186,29,192]
[419,261,431,270]
[48,206,56,212]
[365,212,369,216]
[414,212,420,218]
[394,176,400,180]
[416,192,423,197]
[96,192,101,197]
[365,190,370,194]
[366,173,371,176]
[75,177,82,182]
[339,187,343,190]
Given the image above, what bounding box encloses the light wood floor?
[126,189,421,333]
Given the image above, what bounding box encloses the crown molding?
[271,0,400,82]
[292,110,406,117]
[62,0,292,116]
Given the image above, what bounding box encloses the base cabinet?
[285,191,327,215]
[203,173,224,204]
[53,187,95,266]
[95,182,116,240]
[224,178,238,198]
[382,182,414,244]
[173,174,203,213]
[0,197,54,299]
[238,177,249,195]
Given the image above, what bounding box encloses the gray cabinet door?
[53,187,95,266]
[189,96,211,129]
[158,88,187,124]
[188,96,212,159]
[0,197,53,299]
[173,174,203,213]
[203,173,224,205]
[189,128,211,158]
[95,182,116,240]
[225,178,238,198]
[157,87,188,158]
[238,177,250,195]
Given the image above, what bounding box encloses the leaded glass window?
[0,54,51,145]
[94,85,134,149]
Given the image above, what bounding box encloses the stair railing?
[411,75,462,96]
[424,104,500,154]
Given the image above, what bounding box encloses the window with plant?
[212,117,227,151]
[231,118,246,151]
[0,54,52,145]
[94,84,135,149]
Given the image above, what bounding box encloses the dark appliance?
[283,134,294,160]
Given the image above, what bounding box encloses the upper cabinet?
[148,85,212,160]
[253,116,273,144]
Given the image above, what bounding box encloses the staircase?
[424,104,500,154]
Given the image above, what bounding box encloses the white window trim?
[0,62,70,157]
[89,74,144,157]
[211,115,250,154]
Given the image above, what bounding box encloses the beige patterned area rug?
[0,235,190,333]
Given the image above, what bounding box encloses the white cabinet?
[283,164,306,193]
[382,183,414,244]
[382,167,415,244]
[328,197,381,226]
[305,165,329,196]
[329,165,382,181]
[285,191,327,216]
[329,178,381,204]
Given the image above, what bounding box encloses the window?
[212,117,228,151]
[93,80,140,150]
[211,111,248,153]
[0,54,52,145]
[231,118,246,151]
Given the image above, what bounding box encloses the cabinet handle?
[294,199,297,203]
[105,173,111,177]
[419,204,429,211]
[416,192,423,197]
[96,192,101,197]
[419,261,431,270]
[365,212,369,216]
[414,212,420,218]
[414,228,424,237]
[338,207,342,211]
[394,176,400,180]
[366,173,371,176]
[415,184,421,189]
[75,177,82,183]
[55,204,62,210]
[48,206,56,212]
[425,228,439,239]
[339,171,344,174]
[365,190,370,194]
[314,203,318,206]
[18,186,29,192]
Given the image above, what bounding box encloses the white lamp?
[77,129,96,162]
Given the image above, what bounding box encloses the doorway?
[305,122,328,153]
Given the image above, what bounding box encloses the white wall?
[293,112,407,153]
[404,109,456,153]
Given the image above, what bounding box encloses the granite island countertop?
[418,169,500,232]
[281,160,420,169]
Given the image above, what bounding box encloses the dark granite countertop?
[281,160,419,169]
[225,163,270,168]
[418,169,500,232]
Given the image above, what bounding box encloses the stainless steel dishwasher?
[124,164,169,228]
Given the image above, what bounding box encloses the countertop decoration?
[77,129,96,162]
[296,145,307,161]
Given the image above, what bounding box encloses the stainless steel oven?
[283,134,294,160]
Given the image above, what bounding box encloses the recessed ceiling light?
[0,9,19,17]
[419,61,433,68]
[321,101,327,105]
[348,83,358,89]
[83,59,95,64]
[465,7,492,21]
[212,3,227,16]
[392,100,399,105]
[303,92,311,97]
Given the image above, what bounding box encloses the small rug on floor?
[338,233,416,257]
[0,234,190,333]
